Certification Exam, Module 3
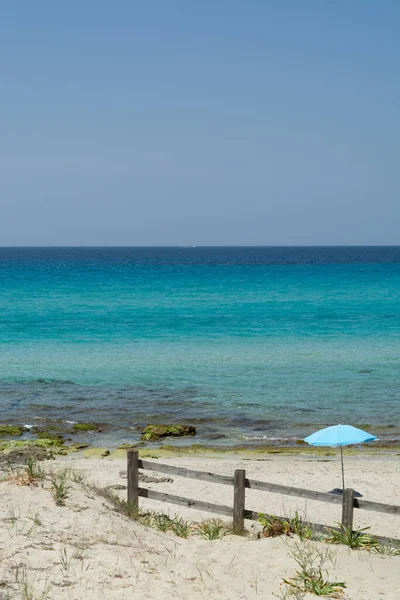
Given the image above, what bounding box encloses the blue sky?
[1,1,399,245]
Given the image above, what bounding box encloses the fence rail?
[139,488,233,518]
[127,450,400,540]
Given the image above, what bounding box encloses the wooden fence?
[126,450,400,540]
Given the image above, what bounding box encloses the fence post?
[341,488,354,530]
[127,449,139,515]
[233,469,246,534]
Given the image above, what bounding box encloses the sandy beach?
[0,450,399,599]
[2,0,400,596]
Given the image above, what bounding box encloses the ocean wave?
[241,435,297,442]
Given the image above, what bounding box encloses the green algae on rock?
[68,443,90,452]
[36,432,65,446]
[117,442,145,450]
[141,424,196,442]
[0,439,68,456]
[81,447,110,459]
[0,425,28,437]
[72,423,100,432]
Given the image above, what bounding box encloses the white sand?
[0,452,399,599]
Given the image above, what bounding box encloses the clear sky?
[1,1,399,246]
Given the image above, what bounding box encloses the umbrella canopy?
[304,424,377,447]
[304,424,377,492]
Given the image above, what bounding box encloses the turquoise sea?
[0,247,399,447]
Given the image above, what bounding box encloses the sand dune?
[0,452,398,599]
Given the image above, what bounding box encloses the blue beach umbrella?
[304,424,377,492]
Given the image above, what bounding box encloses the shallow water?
[0,246,399,447]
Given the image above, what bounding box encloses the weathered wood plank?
[342,488,354,530]
[355,498,400,516]
[138,488,233,517]
[139,460,234,487]
[138,459,400,516]
[245,478,343,506]
[233,469,246,534]
[127,450,139,512]
[139,460,341,504]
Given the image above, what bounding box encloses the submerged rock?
[32,423,66,435]
[72,423,101,432]
[141,424,196,441]
[203,433,228,440]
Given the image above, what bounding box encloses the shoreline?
[1,436,400,460]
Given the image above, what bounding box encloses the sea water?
[0,246,399,447]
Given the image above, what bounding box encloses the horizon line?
[0,244,399,249]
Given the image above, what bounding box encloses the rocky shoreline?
[1,420,399,463]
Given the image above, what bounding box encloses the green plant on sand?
[7,457,45,486]
[87,485,194,538]
[14,565,50,600]
[154,513,176,532]
[282,541,346,597]
[171,517,192,538]
[51,475,69,506]
[258,512,313,541]
[372,542,400,556]
[24,458,45,484]
[326,524,379,550]
[197,518,229,540]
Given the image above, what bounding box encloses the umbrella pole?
[340,446,345,491]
